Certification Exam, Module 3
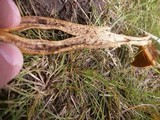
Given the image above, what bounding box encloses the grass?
[0,0,160,120]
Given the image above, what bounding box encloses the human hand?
[0,0,23,88]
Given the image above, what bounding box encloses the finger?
[0,43,23,88]
[0,0,21,28]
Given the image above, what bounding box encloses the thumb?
[0,0,23,88]
[0,0,21,28]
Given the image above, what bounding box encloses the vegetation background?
[0,0,160,120]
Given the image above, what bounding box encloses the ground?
[0,0,160,120]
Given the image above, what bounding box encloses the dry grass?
[0,0,160,120]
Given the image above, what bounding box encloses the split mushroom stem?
[0,16,151,55]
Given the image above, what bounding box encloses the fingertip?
[0,0,21,28]
[0,43,23,88]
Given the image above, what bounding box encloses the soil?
[15,0,108,24]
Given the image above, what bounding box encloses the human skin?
[0,0,23,88]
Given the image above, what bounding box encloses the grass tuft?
[1,0,160,120]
